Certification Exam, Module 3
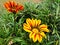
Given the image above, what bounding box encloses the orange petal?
[16,5,20,10]
[9,1,12,7]
[11,1,14,7]
[13,1,17,7]
[6,2,11,7]
[4,3,10,9]
[12,1,17,7]
[9,1,14,7]
[18,5,24,10]
[7,8,12,12]
[15,9,18,13]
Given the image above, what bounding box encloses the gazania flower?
[23,18,49,42]
[4,1,24,13]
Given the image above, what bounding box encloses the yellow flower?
[23,18,49,42]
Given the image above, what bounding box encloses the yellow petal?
[40,28,49,32]
[31,19,35,27]
[37,34,42,42]
[40,32,46,38]
[23,23,31,32]
[24,25,31,30]
[37,20,41,26]
[23,28,31,32]
[29,32,34,39]
[23,23,31,28]
[26,18,32,26]
[35,19,38,27]
[26,18,41,27]
[39,24,48,29]
[32,33,38,42]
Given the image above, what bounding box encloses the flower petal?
[10,1,14,7]
[40,28,49,32]
[26,18,32,26]
[35,19,38,27]
[26,18,41,27]
[39,24,48,28]
[37,20,41,26]
[4,3,10,9]
[31,19,35,27]
[32,33,38,42]
[39,24,49,32]
[23,28,31,32]
[19,5,24,10]
[29,32,34,39]
[40,32,46,38]
[23,23,31,32]
[37,34,42,42]
[35,19,41,27]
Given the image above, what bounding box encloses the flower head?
[23,18,49,42]
[4,1,24,13]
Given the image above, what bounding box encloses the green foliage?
[0,0,60,45]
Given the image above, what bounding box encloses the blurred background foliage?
[0,0,60,45]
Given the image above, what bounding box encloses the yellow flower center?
[32,28,39,33]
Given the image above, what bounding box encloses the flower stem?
[13,13,16,36]
[14,14,16,32]
[10,13,16,37]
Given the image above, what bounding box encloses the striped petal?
[39,24,47,28]
[31,19,35,27]
[37,34,42,42]
[26,18,32,26]
[40,28,49,32]
[32,33,38,42]
[37,20,41,26]
[19,5,24,10]
[10,1,14,7]
[35,19,38,27]
[40,32,46,38]
[23,23,31,32]
[29,32,34,39]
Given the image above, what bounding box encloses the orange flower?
[4,1,24,13]
[23,18,50,42]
